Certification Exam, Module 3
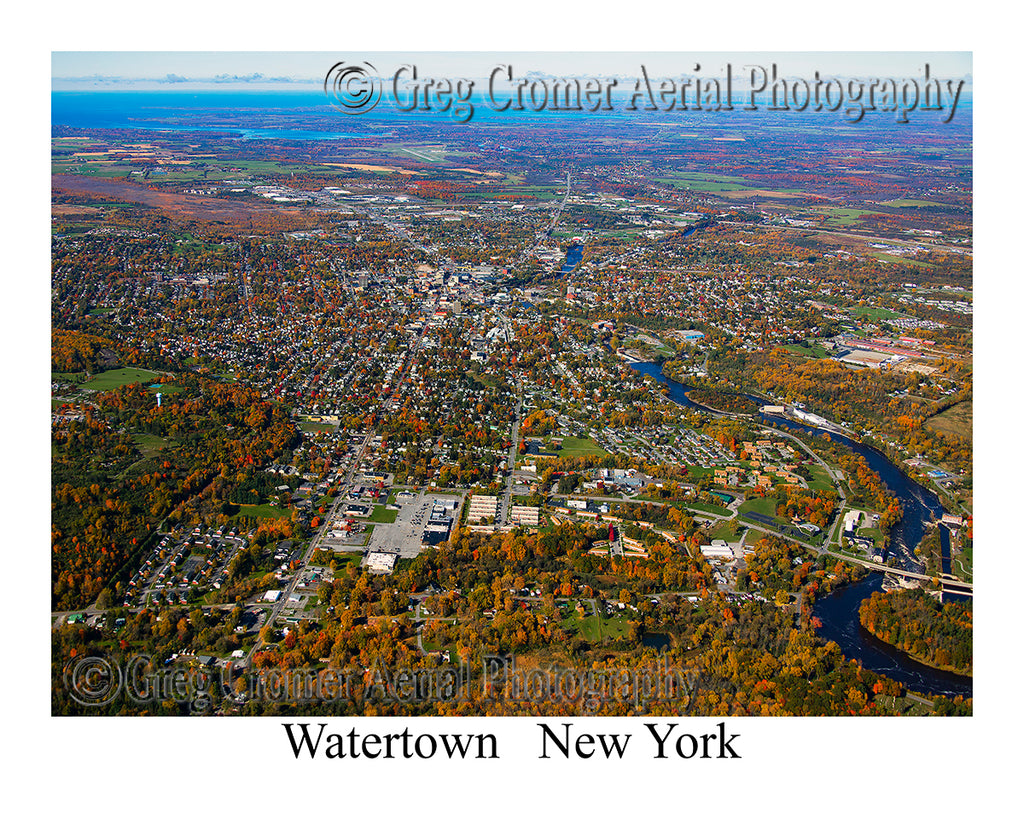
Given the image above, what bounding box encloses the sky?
[52,51,973,91]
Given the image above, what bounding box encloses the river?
[628,359,972,698]
[559,244,584,276]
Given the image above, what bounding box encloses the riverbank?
[628,358,973,700]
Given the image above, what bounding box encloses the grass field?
[956,546,972,581]
[131,433,170,456]
[857,526,885,547]
[561,607,631,642]
[83,367,160,391]
[882,199,944,207]
[52,371,87,384]
[851,306,905,320]
[782,341,832,358]
[233,504,291,520]
[743,529,765,548]
[925,400,972,440]
[708,519,740,541]
[684,501,730,516]
[549,436,609,457]
[872,252,935,268]
[738,496,778,518]
[655,172,754,192]
[805,462,834,492]
[300,421,336,434]
[368,505,398,523]
[818,207,884,226]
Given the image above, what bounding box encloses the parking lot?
[367,490,462,558]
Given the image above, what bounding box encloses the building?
[510,505,539,527]
[700,540,734,560]
[467,494,499,522]
[366,552,398,575]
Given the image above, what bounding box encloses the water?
[813,575,972,698]
[681,220,713,237]
[629,360,972,698]
[51,91,388,140]
[642,632,671,651]
[559,244,583,276]
[629,359,944,573]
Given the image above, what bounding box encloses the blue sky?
[52,52,972,91]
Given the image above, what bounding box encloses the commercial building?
[366,552,398,575]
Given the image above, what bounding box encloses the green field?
[955,546,972,582]
[548,436,609,457]
[561,607,631,642]
[708,519,741,541]
[52,371,87,385]
[872,252,935,268]
[738,496,778,518]
[882,199,944,208]
[805,462,834,492]
[684,501,730,516]
[857,526,885,547]
[368,505,398,523]
[818,207,884,226]
[233,504,291,520]
[131,433,170,456]
[743,529,765,548]
[300,421,336,434]
[81,367,160,391]
[851,306,905,320]
[782,341,832,358]
[655,174,753,193]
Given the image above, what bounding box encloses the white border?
[17,2,1018,815]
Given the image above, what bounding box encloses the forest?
[859,588,972,675]
[52,374,299,609]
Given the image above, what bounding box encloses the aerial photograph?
[50,51,975,719]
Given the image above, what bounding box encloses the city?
[51,59,973,720]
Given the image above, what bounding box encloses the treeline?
[52,328,115,373]
[859,589,972,675]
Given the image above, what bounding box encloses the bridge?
[833,556,973,596]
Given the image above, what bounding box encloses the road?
[244,428,374,664]
[243,293,439,664]
[498,379,524,526]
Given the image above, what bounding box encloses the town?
[51,86,973,718]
